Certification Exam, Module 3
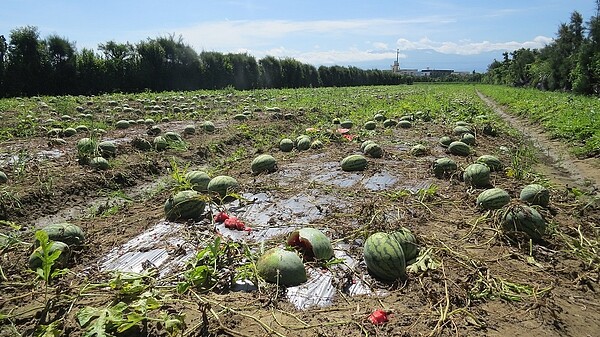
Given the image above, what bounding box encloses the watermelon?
[363,232,407,281]
[207,175,240,199]
[184,124,196,135]
[332,118,341,125]
[463,163,491,188]
[132,138,152,151]
[391,227,418,262]
[287,228,334,261]
[439,136,453,148]
[251,154,277,174]
[364,121,376,130]
[455,121,469,126]
[202,121,215,132]
[477,188,511,210]
[448,141,471,156]
[519,184,550,207]
[360,140,376,152]
[476,155,503,172]
[115,120,130,129]
[501,204,546,241]
[453,125,472,136]
[310,140,324,149]
[341,154,368,171]
[0,171,7,184]
[153,136,169,151]
[164,190,206,221]
[77,138,97,156]
[256,248,307,286]
[29,241,70,271]
[164,131,183,142]
[144,118,155,126]
[432,157,457,178]
[383,119,397,128]
[98,140,117,157]
[340,120,354,128]
[296,137,311,151]
[461,133,476,145]
[147,125,161,136]
[363,143,383,158]
[62,127,77,137]
[90,157,109,170]
[75,125,89,133]
[40,223,85,246]
[279,138,294,152]
[374,113,385,122]
[398,120,412,128]
[185,170,211,192]
[233,114,248,121]
[410,144,428,156]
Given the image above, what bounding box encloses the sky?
[1,0,597,72]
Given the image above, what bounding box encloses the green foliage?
[32,230,69,284]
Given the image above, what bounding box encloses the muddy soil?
[0,87,599,337]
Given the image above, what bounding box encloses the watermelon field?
[0,84,599,337]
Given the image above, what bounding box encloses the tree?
[98,40,135,92]
[45,35,77,94]
[4,26,48,96]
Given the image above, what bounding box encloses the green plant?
[177,236,243,293]
[31,230,69,286]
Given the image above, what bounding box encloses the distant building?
[390,51,454,77]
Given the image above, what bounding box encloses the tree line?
[0,26,411,97]
[483,5,600,95]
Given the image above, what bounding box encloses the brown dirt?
[0,89,599,337]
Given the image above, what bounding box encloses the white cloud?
[247,46,404,66]
[167,17,453,51]
[396,35,552,55]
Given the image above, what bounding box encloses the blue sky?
[1,0,597,72]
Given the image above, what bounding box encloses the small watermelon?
[477,188,511,210]
[251,154,277,174]
[363,232,407,281]
[256,248,307,286]
[463,163,491,188]
[279,138,294,152]
[519,184,550,207]
[164,190,206,221]
[185,171,211,192]
[341,154,368,172]
[207,175,240,199]
[501,204,546,241]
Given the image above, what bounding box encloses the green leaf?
[77,306,101,327]
[116,312,144,333]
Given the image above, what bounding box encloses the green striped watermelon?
[256,248,307,286]
[463,163,491,188]
[477,188,510,210]
[519,184,550,207]
[501,204,546,241]
[40,223,85,246]
[391,227,418,262]
[432,157,457,178]
[185,170,211,192]
[29,241,70,271]
[341,154,368,171]
[363,232,407,281]
[207,175,240,199]
[251,154,277,174]
[279,138,294,152]
[364,121,377,130]
[476,155,503,172]
[164,190,206,221]
[363,143,383,158]
[448,141,471,156]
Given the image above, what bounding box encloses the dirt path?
[477,91,600,194]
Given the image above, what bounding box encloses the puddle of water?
[0,149,64,167]
[363,171,398,191]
